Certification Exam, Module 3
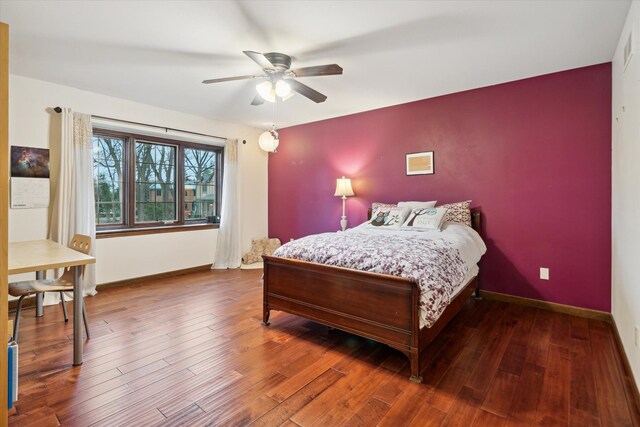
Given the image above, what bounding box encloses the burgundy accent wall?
[269,64,612,312]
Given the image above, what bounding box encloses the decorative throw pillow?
[368,206,410,228]
[438,200,472,227]
[242,237,282,264]
[371,202,397,211]
[401,207,448,231]
[397,200,437,210]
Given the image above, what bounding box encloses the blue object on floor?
[8,341,17,409]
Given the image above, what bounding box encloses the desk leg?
[73,265,83,365]
[35,271,44,317]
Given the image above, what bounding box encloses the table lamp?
[334,176,354,231]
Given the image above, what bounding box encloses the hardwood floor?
[8,269,640,426]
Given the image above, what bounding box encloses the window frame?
[132,138,179,226]
[93,128,223,235]
[93,132,126,227]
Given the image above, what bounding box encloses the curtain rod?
[53,106,227,141]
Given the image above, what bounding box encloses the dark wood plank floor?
[7,269,640,426]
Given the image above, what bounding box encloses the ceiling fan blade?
[243,51,275,70]
[202,74,261,84]
[288,79,327,103]
[251,94,265,106]
[291,64,343,78]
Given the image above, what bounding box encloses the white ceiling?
[0,0,630,128]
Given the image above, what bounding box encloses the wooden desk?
[8,240,95,365]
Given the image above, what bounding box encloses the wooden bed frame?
[262,210,482,382]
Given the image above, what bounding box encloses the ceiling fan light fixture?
[275,79,291,97]
[256,81,275,103]
[202,50,342,106]
[282,91,295,101]
[259,126,279,153]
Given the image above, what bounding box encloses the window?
[135,141,176,223]
[184,147,217,221]
[92,129,222,233]
[93,135,124,225]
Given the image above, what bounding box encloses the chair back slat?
[69,234,92,255]
[59,234,92,282]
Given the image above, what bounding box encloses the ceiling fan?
[202,51,343,105]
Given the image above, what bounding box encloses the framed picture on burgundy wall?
[406,151,434,175]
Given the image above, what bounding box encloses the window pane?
[136,203,153,222]
[92,136,124,225]
[136,183,151,203]
[96,203,122,224]
[135,143,154,164]
[154,166,175,184]
[184,147,216,221]
[135,141,176,223]
[163,203,175,221]
[155,145,174,165]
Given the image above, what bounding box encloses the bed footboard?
[263,255,422,377]
[262,255,478,382]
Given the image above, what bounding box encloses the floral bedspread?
[273,226,484,328]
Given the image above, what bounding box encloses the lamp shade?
[259,127,279,153]
[275,79,291,97]
[334,176,354,197]
[256,81,276,103]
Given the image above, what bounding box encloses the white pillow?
[401,207,448,231]
[368,206,411,228]
[397,200,437,210]
[371,202,397,210]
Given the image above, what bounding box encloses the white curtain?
[47,108,96,305]
[213,139,241,269]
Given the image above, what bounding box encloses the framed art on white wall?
[406,151,434,175]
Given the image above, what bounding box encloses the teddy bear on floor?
[242,237,282,264]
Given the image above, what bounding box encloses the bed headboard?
[471,210,481,233]
[366,208,482,234]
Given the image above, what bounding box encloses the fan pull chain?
[272,96,277,130]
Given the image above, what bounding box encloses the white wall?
[8,75,268,285]
[612,1,640,391]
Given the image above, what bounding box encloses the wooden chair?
[9,234,92,342]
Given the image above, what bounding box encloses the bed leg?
[471,275,482,300]
[409,350,423,383]
[262,306,270,326]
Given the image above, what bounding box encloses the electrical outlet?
[540,267,550,280]
[635,325,639,348]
